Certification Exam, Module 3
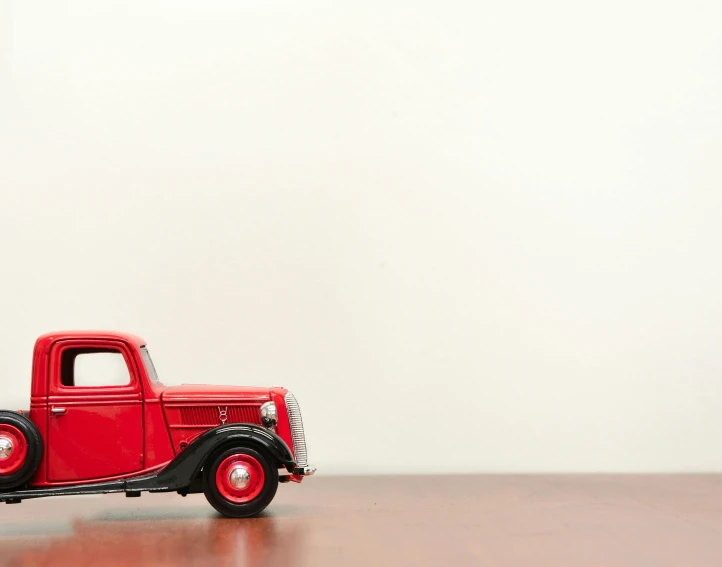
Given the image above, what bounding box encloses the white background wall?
[1,0,721,474]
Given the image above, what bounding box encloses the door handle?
[51,407,67,416]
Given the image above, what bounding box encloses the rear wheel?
[0,411,43,491]
[202,446,278,518]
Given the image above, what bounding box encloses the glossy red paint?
[30,331,145,399]
[162,384,273,401]
[0,424,27,475]
[27,332,176,486]
[161,385,272,453]
[27,406,47,483]
[143,398,175,467]
[215,453,265,503]
[7,330,308,495]
[47,339,144,482]
[163,402,267,453]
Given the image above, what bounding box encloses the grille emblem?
[218,406,228,425]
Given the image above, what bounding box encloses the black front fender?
[127,424,296,492]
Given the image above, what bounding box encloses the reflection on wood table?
[2,475,722,566]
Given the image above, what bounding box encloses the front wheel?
[202,446,279,518]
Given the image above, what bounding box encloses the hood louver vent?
[179,405,262,426]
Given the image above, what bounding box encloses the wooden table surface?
[2,475,722,566]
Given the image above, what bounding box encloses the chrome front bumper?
[293,466,316,476]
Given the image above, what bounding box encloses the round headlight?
[260,401,278,428]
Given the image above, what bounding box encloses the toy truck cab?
[0,331,314,517]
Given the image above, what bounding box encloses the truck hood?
[160,384,272,403]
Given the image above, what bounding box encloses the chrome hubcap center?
[227,465,251,490]
[0,437,14,460]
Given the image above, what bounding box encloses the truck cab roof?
[34,330,147,353]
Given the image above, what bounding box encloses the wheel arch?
[126,423,295,492]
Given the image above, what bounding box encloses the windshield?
[140,346,161,383]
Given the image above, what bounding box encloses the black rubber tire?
[0,411,43,491]
[202,446,279,518]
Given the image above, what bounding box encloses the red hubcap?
[0,424,27,476]
[215,454,265,503]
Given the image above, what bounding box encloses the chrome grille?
[285,392,307,467]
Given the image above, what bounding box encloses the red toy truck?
[0,331,314,517]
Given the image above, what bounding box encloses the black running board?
[1,480,124,501]
[0,475,168,503]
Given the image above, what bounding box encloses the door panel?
[47,339,144,483]
[48,401,143,481]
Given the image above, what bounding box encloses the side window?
[60,348,131,387]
